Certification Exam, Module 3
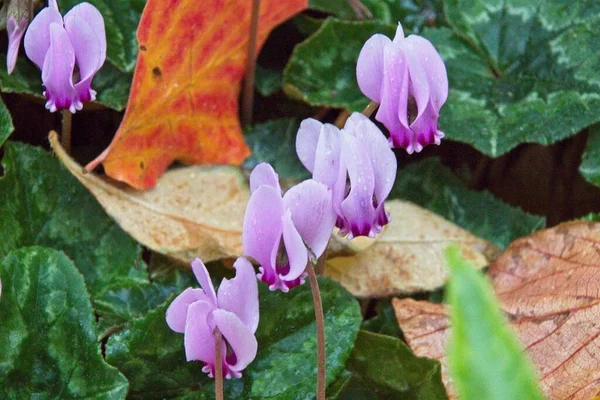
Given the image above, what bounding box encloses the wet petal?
[24,7,63,69]
[184,300,216,364]
[283,179,335,258]
[296,118,323,173]
[249,162,280,193]
[243,185,285,269]
[312,123,342,189]
[41,23,77,113]
[217,257,259,333]
[392,23,405,43]
[281,209,309,282]
[404,35,447,110]
[49,0,59,11]
[214,309,258,375]
[340,134,376,238]
[356,33,390,103]
[64,2,106,63]
[166,288,210,333]
[7,17,28,74]
[191,258,217,305]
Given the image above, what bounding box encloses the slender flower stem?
[241,0,260,126]
[61,110,72,154]
[215,329,224,400]
[307,263,326,400]
[362,100,379,118]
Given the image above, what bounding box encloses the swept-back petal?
[340,134,376,238]
[184,300,216,363]
[7,17,28,74]
[356,33,390,103]
[243,185,285,268]
[214,309,258,374]
[392,23,405,43]
[64,2,106,63]
[312,123,342,189]
[283,179,335,258]
[404,35,447,110]
[24,7,63,69]
[191,258,217,305]
[217,257,259,333]
[166,288,210,333]
[296,118,323,173]
[41,23,77,112]
[249,162,280,193]
[281,209,309,283]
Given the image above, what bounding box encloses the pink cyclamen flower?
[296,112,397,239]
[23,0,106,113]
[166,257,259,379]
[356,23,448,153]
[243,163,336,292]
[6,0,33,74]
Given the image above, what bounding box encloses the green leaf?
[445,246,544,400]
[361,299,402,338]
[0,142,167,333]
[334,331,448,399]
[393,158,545,248]
[255,65,283,97]
[244,118,311,181]
[59,0,145,72]
[0,96,13,147]
[284,18,396,111]
[579,125,600,186]
[106,277,362,399]
[0,247,129,399]
[0,56,131,111]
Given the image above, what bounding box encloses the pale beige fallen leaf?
[394,221,600,400]
[325,200,499,297]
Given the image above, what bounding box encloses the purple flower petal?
[23,7,63,69]
[340,134,376,238]
[41,23,77,113]
[296,118,323,173]
[49,0,59,11]
[393,23,405,42]
[312,123,342,189]
[216,257,259,333]
[280,209,308,285]
[356,33,390,103]
[6,17,28,74]
[166,288,210,333]
[214,309,258,377]
[64,3,107,63]
[243,185,284,270]
[405,35,447,110]
[249,162,281,194]
[184,300,216,364]
[283,179,335,258]
[191,258,217,305]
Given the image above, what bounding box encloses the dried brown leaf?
[325,200,499,297]
[393,221,600,400]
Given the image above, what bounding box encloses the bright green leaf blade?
[0,55,131,111]
[335,330,448,399]
[579,125,600,186]
[393,158,545,248]
[284,18,396,111]
[60,0,145,72]
[244,118,310,181]
[0,142,168,333]
[0,247,129,399]
[445,246,544,400]
[106,277,362,399]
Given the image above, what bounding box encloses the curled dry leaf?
[325,200,499,297]
[393,221,600,400]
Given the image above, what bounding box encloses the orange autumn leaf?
[393,221,600,400]
[87,0,307,189]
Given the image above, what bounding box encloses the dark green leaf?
[59,0,145,72]
[361,299,402,338]
[0,95,13,147]
[580,125,600,186]
[106,277,362,399]
[445,246,544,400]
[335,331,448,399]
[255,65,283,97]
[0,247,129,399]
[244,118,311,181]
[284,18,396,111]
[0,142,166,333]
[393,158,545,248]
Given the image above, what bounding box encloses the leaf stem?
[241,0,260,126]
[362,101,378,118]
[307,263,326,400]
[215,329,224,400]
[61,110,72,154]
